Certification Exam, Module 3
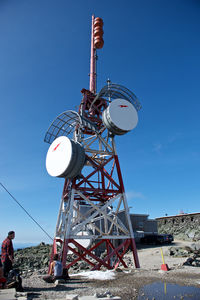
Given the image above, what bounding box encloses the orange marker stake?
[160,248,169,271]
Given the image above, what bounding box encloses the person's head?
[8,231,15,240]
[53,254,59,261]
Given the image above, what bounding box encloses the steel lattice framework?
[44,83,141,271]
[44,15,141,272]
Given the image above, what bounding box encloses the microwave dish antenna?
[102,98,138,135]
[46,136,85,179]
[44,110,81,144]
[90,82,142,112]
[44,110,97,145]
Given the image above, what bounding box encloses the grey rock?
[183,258,194,265]
[194,243,200,251]
[66,295,79,300]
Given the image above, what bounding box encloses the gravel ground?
[22,240,200,300]
[23,268,200,300]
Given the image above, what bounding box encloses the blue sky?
[0,0,200,244]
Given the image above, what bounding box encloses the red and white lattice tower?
[44,15,141,272]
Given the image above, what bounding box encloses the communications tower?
[44,15,141,271]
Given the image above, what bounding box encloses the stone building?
[156,212,200,241]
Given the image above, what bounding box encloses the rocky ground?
[11,240,200,299]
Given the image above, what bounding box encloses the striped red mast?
[89,15,104,94]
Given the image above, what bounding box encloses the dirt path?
[135,240,191,270]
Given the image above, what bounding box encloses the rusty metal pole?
[89,15,96,94]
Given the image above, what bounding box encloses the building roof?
[117,209,149,217]
[131,214,149,217]
[156,212,200,220]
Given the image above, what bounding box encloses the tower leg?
[61,188,75,267]
[122,192,140,268]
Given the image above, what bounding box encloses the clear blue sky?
[0,0,200,244]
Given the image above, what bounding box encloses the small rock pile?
[169,242,200,267]
[13,242,51,277]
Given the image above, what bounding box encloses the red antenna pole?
[89,15,104,94]
[89,15,96,94]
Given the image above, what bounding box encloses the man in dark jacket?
[1,231,15,277]
[0,259,7,288]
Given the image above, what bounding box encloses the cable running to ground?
[0,182,53,241]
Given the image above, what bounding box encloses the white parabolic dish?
[65,231,92,254]
[55,231,91,254]
[102,98,138,135]
[46,136,85,178]
[71,231,91,248]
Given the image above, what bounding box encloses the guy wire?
[0,182,53,241]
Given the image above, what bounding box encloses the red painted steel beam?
[66,239,106,268]
[72,239,112,269]
[48,239,58,273]
[84,156,121,190]
[114,155,125,192]
[113,239,131,269]
[93,239,129,270]
[76,187,120,194]
[106,240,111,267]
[107,240,128,268]
[67,246,96,268]
[76,155,116,188]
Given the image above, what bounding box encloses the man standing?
[0,259,7,288]
[1,231,15,277]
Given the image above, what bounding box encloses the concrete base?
[0,289,27,300]
[0,288,16,300]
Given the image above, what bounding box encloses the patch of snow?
[124,270,131,273]
[70,270,116,280]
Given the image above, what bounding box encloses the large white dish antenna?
[55,231,92,254]
[102,98,138,135]
[46,136,85,178]
[68,231,92,254]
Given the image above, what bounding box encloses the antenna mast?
[89,15,104,94]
